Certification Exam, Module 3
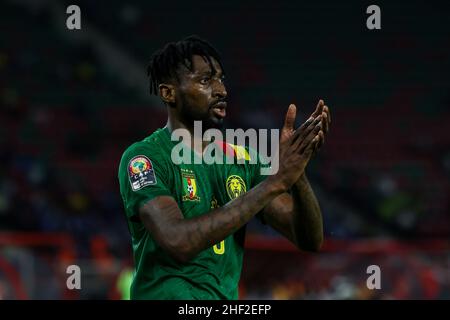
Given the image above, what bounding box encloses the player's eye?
[200,77,210,84]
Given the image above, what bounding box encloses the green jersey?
[118,127,267,300]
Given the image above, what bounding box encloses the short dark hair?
[147,35,224,96]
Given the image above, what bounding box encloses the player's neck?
[165,117,209,151]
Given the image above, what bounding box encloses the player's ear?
[159,83,175,104]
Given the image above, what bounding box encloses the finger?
[324,105,331,125]
[298,119,322,153]
[311,99,325,118]
[303,135,320,158]
[299,115,322,146]
[283,104,297,131]
[316,130,325,150]
[297,114,315,133]
[289,116,315,146]
[321,112,328,134]
[292,115,321,148]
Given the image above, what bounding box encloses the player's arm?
[139,121,319,263]
[261,174,323,252]
[262,101,331,252]
[139,179,282,263]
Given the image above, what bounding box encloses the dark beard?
[179,98,223,130]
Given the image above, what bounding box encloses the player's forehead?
[190,55,223,75]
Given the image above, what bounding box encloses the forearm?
[173,178,284,261]
[291,174,324,251]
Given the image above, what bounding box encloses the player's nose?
[213,81,227,99]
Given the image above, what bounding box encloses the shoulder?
[119,129,169,171]
[122,128,168,156]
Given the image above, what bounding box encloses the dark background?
[0,0,448,299]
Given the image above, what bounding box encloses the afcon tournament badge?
[226,175,246,200]
[182,171,200,202]
[128,155,157,191]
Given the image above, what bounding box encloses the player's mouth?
[211,101,227,118]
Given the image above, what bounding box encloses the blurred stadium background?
[0,0,449,299]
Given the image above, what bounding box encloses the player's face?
[176,55,227,129]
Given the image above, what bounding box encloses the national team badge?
[128,155,156,191]
[226,175,246,200]
[182,171,200,202]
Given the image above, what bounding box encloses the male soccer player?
[118,35,331,299]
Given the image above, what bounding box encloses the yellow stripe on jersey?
[228,144,251,161]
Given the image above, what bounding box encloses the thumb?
[283,104,297,130]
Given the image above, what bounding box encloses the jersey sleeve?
[118,143,173,221]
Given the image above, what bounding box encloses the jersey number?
[213,240,225,255]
